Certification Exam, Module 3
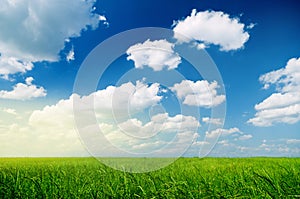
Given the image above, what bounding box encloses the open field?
[0,157,299,198]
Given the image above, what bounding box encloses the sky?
[0,0,299,157]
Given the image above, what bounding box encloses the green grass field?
[0,157,299,198]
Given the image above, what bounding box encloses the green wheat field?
[0,157,299,198]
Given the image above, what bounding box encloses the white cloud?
[98,15,107,21]
[25,82,198,156]
[248,57,300,126]
[0,0,101,78]
[206,127,241,139]
[170,80,225,108]
[196,43,206,50]
[173,9,250,51]
[31,81,162,122]
[117,113,200,139]
[126,39,181,71]
[256,139,299,156]
[0,56,33,80]
[2,108,17,115]
[104,113,199,153]
[0,80,203,156]
[0,77,46,100]
[286,139,300,144]
[247,23,256,29]
[98,15,109,26]
[192,140,210,147]
[259,58,300,93]
[218,140,230,146]
[93,81,162,117]
[66,47,75,62]
[202,117,222,125]
[238,134,253,141]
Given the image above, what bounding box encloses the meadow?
[0,157,299,198]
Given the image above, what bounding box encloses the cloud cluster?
[104,113,199,153]
[248,57,300,126]
[24,81,200,156]
[257,139,300,156]
[2,108,17,115]
[0,77,46,100]
[0,0,102,79]
[3,80,161,156]
[117,113,199,139]
[31,81,162,123]
[202,117,222,125]
[205,127,241,139]
[173,9,250,51]
[66,47,75,62]
[205,127,252,141]
[125,9,251,74]
[0,56,34,80]
[170,80,225,107]
[126,39,181,71]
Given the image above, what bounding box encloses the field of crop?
[0,157,299,198]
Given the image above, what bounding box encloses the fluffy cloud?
[93,81,162,117]
[0,77,46,100]
[206,127,241,139]
[248,57,300,126]
[173,9,250,51]
[218,140,230,146]
[0,80,205,156]
[170,80,225,107]
[0,0,101,78]
[238,134,253,141]
[66,47,75,62]
[2,108,17,115]
[26,81,199,156]
[31,81,162,122]
[104,113,199,153]
[0,80,162,156]
[202,117,222,125]
[205,127,252,141]
[286,139,300,144]
[257,139,300,156]
[0,56,34,80]
[117,113,199,139]
[126,39,181,71]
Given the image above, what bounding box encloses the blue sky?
[0,0,299,157]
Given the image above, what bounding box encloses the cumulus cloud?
[196,127,253,157]
[0,56,34,80]
[98,15,109,26]
[26,82,199,156]
[31,81,162,121]
[170,80,225,108]
[0,77,46,100]
[126,39,181,71]
[118,113,200,139]
[218,139,230,146]
[0,80,204,156]
[66,47,75,62]
[104,113,199,153]
[202,117,222,125]
[257,139,300,156]
[206,127,241,139]
[238,134,253,141]
[1,80,161,156]
[286,139,300,144]
[173,9,250,51]
[248,57,300,126]
[2,108,17,115]
[0,0,101,78]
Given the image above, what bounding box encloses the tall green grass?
[0,157,299,198]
